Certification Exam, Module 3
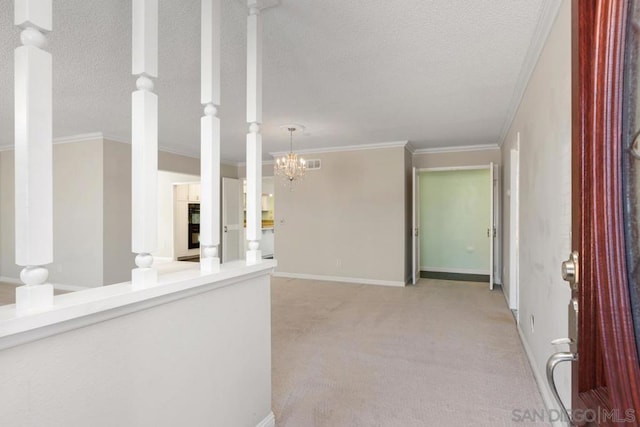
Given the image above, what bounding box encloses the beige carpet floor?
[271,277,549,427]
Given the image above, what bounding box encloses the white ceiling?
[0,0,559,163]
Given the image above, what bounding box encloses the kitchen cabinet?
[188,183,201,202]
[261,228,274,258]
[175,184,189,202]
[173,199,199,259]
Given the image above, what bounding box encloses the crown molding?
[404,142,417,154]
[156,145,200,159]
[54,132,105,144]
[102,133,202,159]
[0,132,203,161]
[236,160,275,168]
[0,132,106,151]
[497,0,562,146]
[413,143,500,155]
[269,140,409,158]
[101,133,129,145]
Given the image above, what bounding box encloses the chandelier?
[275,126,306,185]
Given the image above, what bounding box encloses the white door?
[222,177,243,263]
[493,165,502,285]
[509,149,520,312]
[489,162,495,290]
[412,167,420,285]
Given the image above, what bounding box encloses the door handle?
[546,339,577,424]
[224,225,228,233]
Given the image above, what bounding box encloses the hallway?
[271,277,548,426]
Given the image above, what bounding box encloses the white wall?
[420,169,491,273]
[0,271,273,427]
[413,147,501,169]
[103,139,135,285]
[274,146,407,285]
[501,0,572,417]
[0,139,105,287]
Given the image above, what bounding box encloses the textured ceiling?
[0,0,559,163]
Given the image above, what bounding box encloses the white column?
[14,0,54,314]
[246,0,262,264]
[200,0,221,273]
[131,0,158,288]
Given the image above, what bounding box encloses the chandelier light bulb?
[274,126,306,187]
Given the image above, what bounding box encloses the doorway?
[155,171,200,262]
[412,164,499,289]
[222,177,243,262]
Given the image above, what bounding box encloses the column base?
[16,284,54,315]
[200,257,220,273]
[246,250,262,265]
[132,267,158,290]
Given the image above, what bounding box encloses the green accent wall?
[420,169,490,273]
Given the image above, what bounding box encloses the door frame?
[508,145,520,314]
[414,164,498,289]
[412,167,420,285]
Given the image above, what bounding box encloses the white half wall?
[0,266,273,427]
[500,0,571,419]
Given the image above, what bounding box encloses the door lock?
[561,251,579,289]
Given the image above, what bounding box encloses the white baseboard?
[0,276,91,292]
[516,324,569,427]
[0,276,20,285]
[420,267,490,275]
[256,411,275,427]
[501,283,512,312]
[272,272,405,287]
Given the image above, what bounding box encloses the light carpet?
[271,277,549,427]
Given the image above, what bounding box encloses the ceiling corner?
[495,0,563,146]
